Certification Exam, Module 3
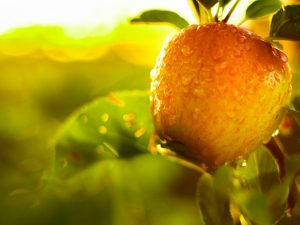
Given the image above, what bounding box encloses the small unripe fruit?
[150,23,292,166]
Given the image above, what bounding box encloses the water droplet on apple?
[238,36,246,44]
[214,61,228,73]
[182,76,192,85]
[279,51,288,63]
[234,49,241,57]
[181,45,192,56]
[272,129,279,137]
[213,49,223,60]
[193,88,204,97]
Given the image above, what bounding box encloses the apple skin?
[150,23,292,166]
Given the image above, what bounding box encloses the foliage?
[245,0,282,19]
[270,4,300,41]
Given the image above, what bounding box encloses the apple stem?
[191,0,201,23]
[264,137,288,179]
[214,4,221,22]
[149,134,210,174]
[222,0,240,23]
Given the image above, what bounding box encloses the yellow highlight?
[101,113,109,122]
[123,113,135,121]
[98,126,107,134]
[134,128,146,138]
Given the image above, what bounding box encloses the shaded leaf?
[246,0,282,19]
[17,155,200,225]
[270,4,300,41]
[198,1,214,24]
[54,90,153,178]
[270,40,284,50]
[197,173,234,225]
[197,0,218,9]
[236,191,272,225]
[131,10,189,29]
[191,0,214,24]
[218,0,231,7]
[234,146,289,224]
[235,146,280,192]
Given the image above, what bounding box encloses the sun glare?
[0,0,196,36]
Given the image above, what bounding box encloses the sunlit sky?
[0,0,248,36]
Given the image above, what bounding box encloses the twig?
[223,0,241,23]
[191,0,201,23]
[214,3,221,22]
[264,137,288,179]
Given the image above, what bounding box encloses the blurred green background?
[0,0,299,225]
[0,1,202,224]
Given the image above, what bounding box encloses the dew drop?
[182,76,192,85]
[230,26,237,33]
[238,36,246,44]
[272,129,279,137]
[257,64,265,75]
[150,69,156,79]
[267,64,274,71]
[181,45,192,56]
[279,50,288,63]
[240,160,247,167]
[192,108,200,120]
[264,71,278,88]
[193,88,204,97]
[213,49,223,60]
[168,115,177,126]
[234,49,241,57]
[214,61,228,73]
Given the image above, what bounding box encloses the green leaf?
[270,40,284,50]
[246,0,282,19]
[235,146,280,192]
[270,4,300,41]
[218,0,231,7]
[191,0,214,24]
[54,90,153,178]
[198,2,214,24]
[236,191,273,225]
[23,155,201,225]
[197,173,234,225]
[130,10,189,29]
[234,146,289,224]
